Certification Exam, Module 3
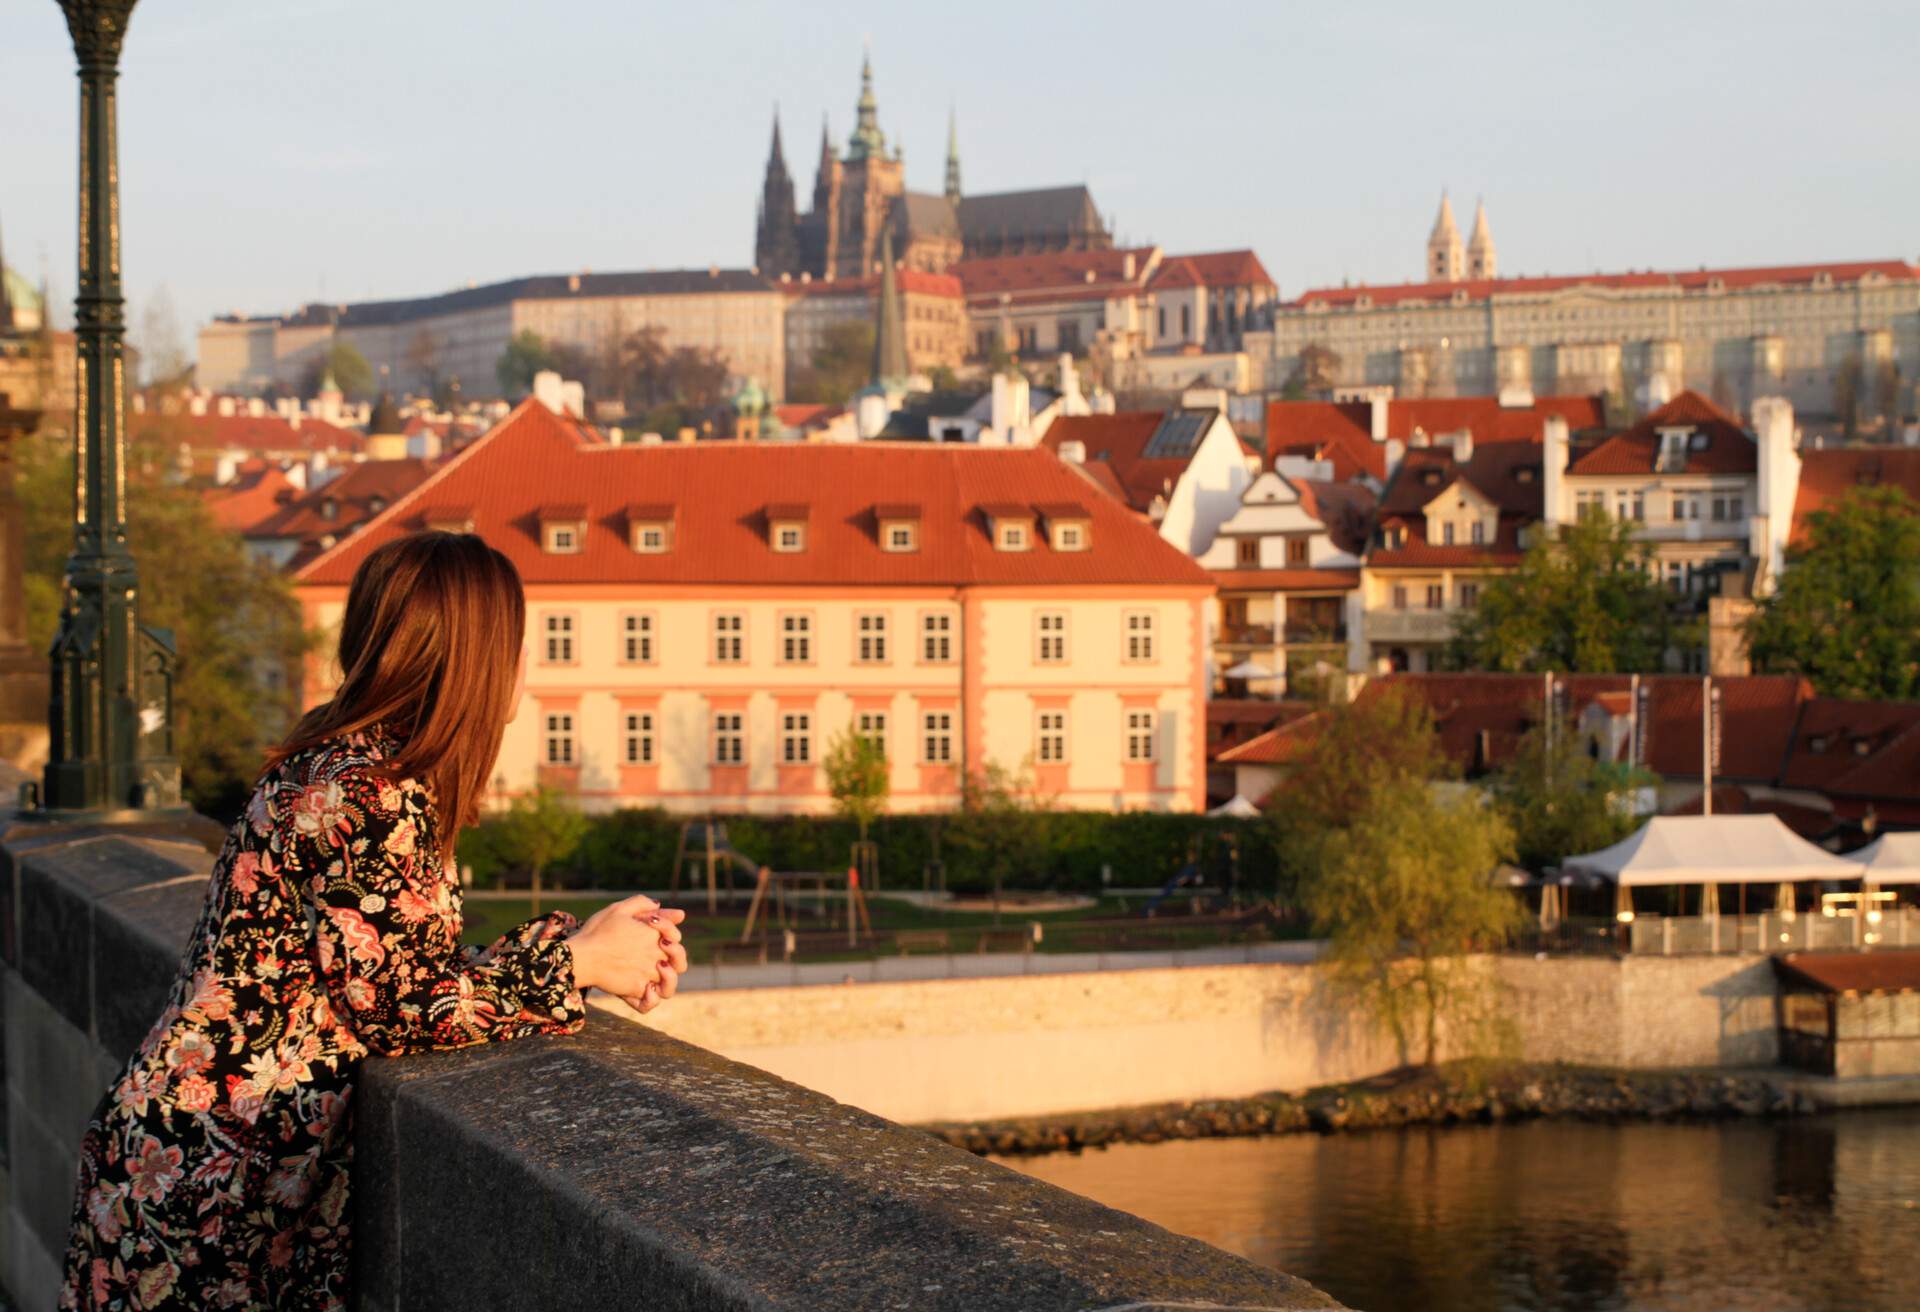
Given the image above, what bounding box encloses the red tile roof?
[297,401,1213,590]
[250,458,436,568]
[1291,259,1919,310]
[1778,698,1920,803]
[202,461,299,533]
[1775,951,1920,996]
[1150,250,1275,292]
[1567,391,1754,476]
[1369,435,1555,568]
[1040,411,1199,514]
[952,247,1156,298]
[1789,447,1920,544]
[1210,568,1359,593]
[773,403,836,430]
[1215,713,1329,765]
[136,410,366,457]
[1264,395,1603,484]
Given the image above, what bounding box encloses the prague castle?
[754,54,1112,281]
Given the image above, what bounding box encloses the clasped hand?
[564,893,689,1015]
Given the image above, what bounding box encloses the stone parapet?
[0,823,1344,1311]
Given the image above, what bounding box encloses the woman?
[58,532,687,1310]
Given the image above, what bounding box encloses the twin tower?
[1426,192,1497,283]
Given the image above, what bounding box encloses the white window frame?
[857,711,889,757]
[1125,710,1156,763]
[545,523,581,554]
[1035,611,1069,664]
[1124,610,1155,663]
[773,523,806,553]
[1052,521,1087,552]
[543,613,575,664]
[624,712,654,765]
[779,611,813,664]
[997,521,1030,551]
[712,612,745,664]
[922,711,953,764]
[620,612,655,664]
[884,522,917,552]
[781,712,812,765]
[921,611,953,663]
[544,713,575,765]
[1036,709,1068,764]
[712,711,745,766]
[633,523,669,553]
[856,612,889,664]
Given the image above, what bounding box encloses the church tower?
[753,111,802,278]
[1427,191,1465,283]
[1466,199,1496,281]
[944,110,963,205]
[829,50,907,280]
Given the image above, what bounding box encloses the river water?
[997,1111,1920,1312]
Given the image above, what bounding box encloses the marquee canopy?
[1850,832,1920,885]
[1560,815,1863,886]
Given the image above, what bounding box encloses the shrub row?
[457,807,1285,898]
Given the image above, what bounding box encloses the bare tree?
[1833,354,1863,437]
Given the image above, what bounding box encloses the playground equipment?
[670,818,767,913]
[739,865,873,947]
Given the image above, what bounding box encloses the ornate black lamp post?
[36,0,181,817]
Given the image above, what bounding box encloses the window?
[1426,584,1444,609]
[922,711,953,764]
[885,523,917,552]
[1157,307,1166,337]
[773,523,806,552]
[1036,611,1068,663]
[543,614,574,664]
[1126,710,1156,762]
[624,712,654,765]
[545,524,580,554]
[997,521,1030,551]
[857,711,888,756]
[1727,495,1743,520]
[1180,305,1191,338]
[1470,520,1485,545]
[544,713,574,766]
[1442,522,1456,546]
[621,613,654,664]
[780,612,812,663]
[1237,538,1260,567]
[712,712,744,765]
[1125,611,1155,662]
[712,612,744,663]
[781,712,812,765]
[1672,495,1694,521]
[856,612,889,663]
[1054,522,1087,551]
[1392,585,1409,610]
[1286,538,1309,565]
[1458,583,1480,608]
[1036,710,1067,763]
[634,524,668,553]
[1017,326,1037,353]
[921,612,952,662]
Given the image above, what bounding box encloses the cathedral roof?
[894,192,961,242]
[956,186,1106,246]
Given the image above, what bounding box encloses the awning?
[1561,815,1864,886]
[1223,660,1278,679]
[1850,831,1920,885]
[1207,795,1262,819]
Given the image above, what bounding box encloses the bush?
[457,807,1284,899]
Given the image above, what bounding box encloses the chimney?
[246,397,266,417]
[1369,394,1388,441]
[1451,430,1473,463]
[216,396,236,418]
[214,450,241,485]
[532,370,564,415]
[1751,396,1800,596]
[1384,438,1406,481]
[1542,414,1569,528]
[1057,439,1086,464]
[1122,252,1136,280]
[559,380,585,418]
[285,461,307,492]
[188,393,207,416]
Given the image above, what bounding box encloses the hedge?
[457,807,1285,898]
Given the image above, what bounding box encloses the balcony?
[1219,623,1276,647]
[1281,621,1347,645]
[1363,607,1456,643]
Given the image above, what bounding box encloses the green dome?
[731,376,769,415]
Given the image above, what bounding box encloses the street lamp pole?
[38,0,181,816]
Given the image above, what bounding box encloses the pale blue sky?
[4,0,1916,356]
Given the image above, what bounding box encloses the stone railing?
[1,821,1343,1311]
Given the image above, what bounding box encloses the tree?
[403,328,441,397]
[1833,353,1863,437]
[1873,361,1902,431]
[495,329,557,399]
[135,283,189,387]
[948,761,1048,924]
[1281,343,1342,399]
[493,784,588,916]
[790,321,874,404]
[19,424,314,817]
[1446,513,1670,673]
[1487,718,1654,873]
[1269,684,1452,837]
[823,723,890,847]
[1303,781,1524,1067]
[299,338,374,401]
[1745,485,1920,700]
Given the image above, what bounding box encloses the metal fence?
[1533,908,1920,956]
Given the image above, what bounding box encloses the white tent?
[1561,815,1863,886]
[1851,832,1920,885]
[1222,660,1278,680]
[1207,795,1262,819]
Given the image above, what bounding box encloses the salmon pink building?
[293,400,1214,814]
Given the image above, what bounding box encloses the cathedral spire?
[944,108,963,204]
[1467,197,1497,280]
[870,227,908,389]
[754,106,801,277]
[1427,189,1465,283]
[847,47,887,162]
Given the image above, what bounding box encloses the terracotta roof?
[296,401,1213,590]
[1567,391,1754,476]
[1292,259,1919,310]
[1368,437,1550,568]
[1041,410,1223,514]
[1264,395,1603,484]
[248,457,435,569]
[1789,447,1920,544]
[1775,951,1920,995]
[1150,250,1275,291]
[1216,713,1329,766]
[202,461,299,533]
[773,403,836,430]
[136,411,366,457]
[1210,568,1359,592]
[952,247,1156,297]
[1778,698,1920,803]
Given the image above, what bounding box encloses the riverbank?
[924,1062,1852,1156]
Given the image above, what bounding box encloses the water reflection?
[997,1111,1920,1311]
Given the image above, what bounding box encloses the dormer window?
[1656,428,1691,472]
[885,523,917,551]
[1000,522,1029,551]
[982,503,1036,552]
[875,502,922,554]
[424,505,473,534]
[320,497,338,521]
[626,504,675,554]
[1037,503,1092,552]
[539,504,587,554]
[766,503,809,553]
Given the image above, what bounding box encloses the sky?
[4,0,1917,361]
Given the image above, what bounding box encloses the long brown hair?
[268,531,525,844]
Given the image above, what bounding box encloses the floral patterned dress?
[59,726,588,1310]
